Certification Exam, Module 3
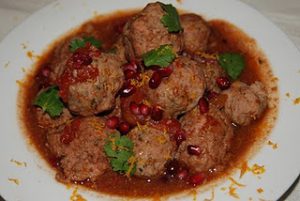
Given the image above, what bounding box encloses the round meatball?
[62,51,124,116]
[222,81,267,126]
[47,117,112,182]
[128,123,176,177]
[177,105,233,173]
[123,2,183,59]
[146,56,206,117]
[180,14,211,53]
[35,108,72,129]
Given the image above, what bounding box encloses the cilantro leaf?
[218,53,245,80]
[69,36,102,52]
[104,133,136,175]
[142,44,176,67]
[33,86,64,117]
[160,3,182,32]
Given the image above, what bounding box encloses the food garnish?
[104,132,136,176]
[33,86,64,117]
[160,3,182,32]
[69,36,102,52]
[218,53,245,80]
[142,44,176,67]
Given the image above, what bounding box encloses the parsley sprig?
[69,36,102,52]
[104,133,136,176]
[142,44,176,67]
[160,3,182,33]
[33,86,64,117]
[218,53,245,80]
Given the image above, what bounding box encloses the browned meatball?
[47,117,112,182]
[146,56,206,117]
[222,81,267,126]
[123,2,183,59]
[35,108,72,129]
[128,123,176,177]
[180,14,211,53]
[64,52,124,116]
[177,105,233,173]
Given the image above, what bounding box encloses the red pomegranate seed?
[71,52,93,66]
[187,145,201,155]
[124,69,138,80]
[106,116,119,129]
[177,169,188,180]
[139,103,151,116]
[119,81,136,97]
[190,172,206,186]
[151,106,163,121]
[129,101,140,115]
[158,66,173,77]
[216,76,231,90]
[118,122,130,135]
[149,71,162,89]
[164,160,180,178]
[42,67,50,77]
[198,97,209,113]
[122,60,139,72]
[175,130,186,146]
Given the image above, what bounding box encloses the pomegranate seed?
[198,97,209,113]
[177,169,188,180]
[124,69,138,80]
[190,172,206,186]
[158,66,173,77]
[139,103,151,116]
[175,130,186,146]
[42,67,50,77]
[72,52,93,66]
[118,122,130,135]
[205,91,219,100]
[187,145,201,155]
[164,160,180,178]
[119,81,136,97]
[151,106,163,121]
[149,71,162,89]
[216,76,231,90]
[129,101,140,115]
[122,61,139,72]
[106,116,119,129]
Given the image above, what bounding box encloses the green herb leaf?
[142,44,176,67]
[218,53,245,80]
[69,36,102,52]
[33,86,64,117]
[160,3,182,32]
[104,133,136,176]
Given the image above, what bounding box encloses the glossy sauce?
[19,11,277,198]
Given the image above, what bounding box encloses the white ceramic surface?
[0,0,300,200]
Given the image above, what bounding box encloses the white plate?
[0,0,299,200]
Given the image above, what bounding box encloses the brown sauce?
[19,10,278,198]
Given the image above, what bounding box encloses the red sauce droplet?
[216,76,231,90]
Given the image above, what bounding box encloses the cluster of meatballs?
[34,2,268,185]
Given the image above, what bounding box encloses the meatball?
[146,56,206,117]
[222,81,267,126]
[60,51,124,116]
[180,14,211,53]
[123,2,183,59]
[47,117,112,182]
[177,105,233,173]
[35,108,72,129]
[128,123,176,177]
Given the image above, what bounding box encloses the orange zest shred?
[195,51,217,60]
[293,97,300,105]
[4,61,10,68]
[10,159,27,167]
[267,140,278,149]
[250,164,265,175]
[228,186,239,199]
[70,188,86,201]
[8,178,20,185]
[130,74,150,88]
[204,188,215,201]
[229,177,246,187]
[126,156,137,178]
[285,92,290,98]
[239,161,249,178]
[257,188,264,193]
[26,50,41,61]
